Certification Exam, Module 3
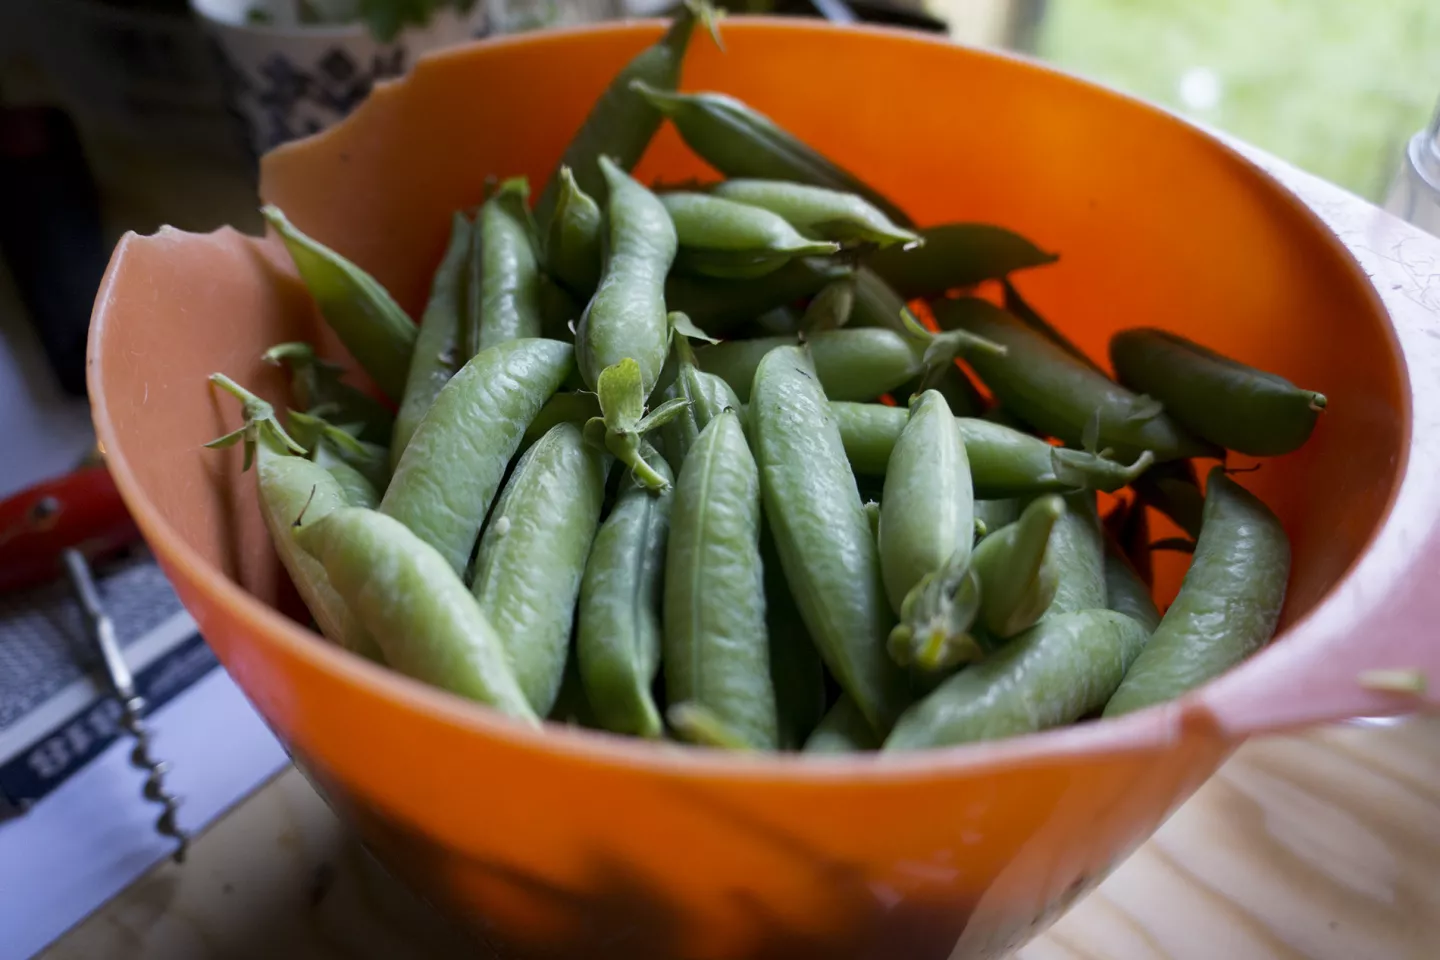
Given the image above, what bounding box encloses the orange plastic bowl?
[90,20,1440,959]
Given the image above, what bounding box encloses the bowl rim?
[91,18,1407,783]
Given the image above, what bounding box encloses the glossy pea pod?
[468,177,545,358]
[1110,327,1327,457]
[884,610,1150,750]
[751,346,909,734]
[380,337,573,574]
[206,375,383,663]
[1104,541,1162,634]
[666,257,852,336]
[663,411,778,750]
[391,212,470,468]
[935,297,1216,463]
[802,695,880,754]
[577,156,677,394]
[658,333,743,472]
[544,165,603,298]
[298,508,538,724]
[262,205,415,401]
[697,327,1000,405]
[577,448,673,738]
[712,179,919,249]
[263,341,394,445]
[866,223,1059,298]
[631,83,913,228]
[968,493,1065,640]
[471,422,607,714]
[532,0,718,228]
[662,191,838,280]
[1047,491,1107,616]
[828,402,1154,498]
[1104,469,1290,716]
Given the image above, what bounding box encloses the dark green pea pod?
[206,374,383,663]
[539,273,583,344]
[799,276,855,333]
[584,355,691,492]
[1104,494,1154,586]
[381,338,574,574]
[1048,491,1107,616]
[762,528,827,750]
[828,402,1156,498]
[1110,327,1327,456]
[867,223,1059,298]
[846,267,915,335]
[751,346,910,735]
[632,82,913,229]
[298,508,538,724]
[747,305,802,337]
[263,341,394,445]
[666,257,852,336]
[658,323,742,471]
[521,391,602,450]
[662,191,840,280]
[392,212,470,468]
[287,409,389,507]
[884,609,1149,750]
[471,422,607,714]
[262,205,415,401]
[974,498,1021,538]
[550,655,601,729]
[696,326,1002,405]
[578,448,673,738]
[970,494,1064,638]
[924,364,987,419]
[470,177,545,357]
[802,695,880,754]
[533,0,721,228]
[577,156,677,394]
[1104,541,1161,634]
[664,411,778,750]
[935,297,1218,463]
[712,179,919,249]
[1002,277,1102,374]
[1104,469,1289,716]
[544,165,603,298]
[1132,458,1204,539]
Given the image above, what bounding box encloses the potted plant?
[191,0,486,155]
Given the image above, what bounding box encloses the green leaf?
[596,359,647,432]
[670,311,718,345]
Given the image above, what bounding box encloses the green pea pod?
[935,297,1217,463]
[522,391,602,450]
[1110,327,1327,456]
[712,179,919,249]
[206,375,382,662]
[471,422,606,714]
[666,257,852,336]
[544,165,603,298]
[970,494,1064,638]
[867,223,1059,298]
[662,191,840,280]
[471,177,545,357]
[884,610,1149,750]
[298,508,538,724]
[381,338,573,574]
[632,82,913,229]
[828,402,1155,498]
[664,411,778,750]
[1104,469,1290,716]
[533,0,720,228]
[262,205,415,401]
[263,341,394,445]
[762,529,827,750]
[1048,491,1107,616]
[846,267,916,335]
[289,415,383,508]
[749,305,802,337]
[802,695,880,754]
[577,156,677,393]
[1133,458,1204,539]
[1103,542,1161,634]
[751,346,909,735]
[799,277,855,334]
[287,409,390,497]
[974,498,1021,538]
[879,391,975,616]
[659,331,743,471]
[392,212,470,468]
[577,449,673,738]
[697,327,1001,405]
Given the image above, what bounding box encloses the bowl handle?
[1194,210,1440,739]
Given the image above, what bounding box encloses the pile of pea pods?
[209,2,1323,753]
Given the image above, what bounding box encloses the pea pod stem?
[587,356,689,491]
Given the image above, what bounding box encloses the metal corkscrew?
[62,548,189,863]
